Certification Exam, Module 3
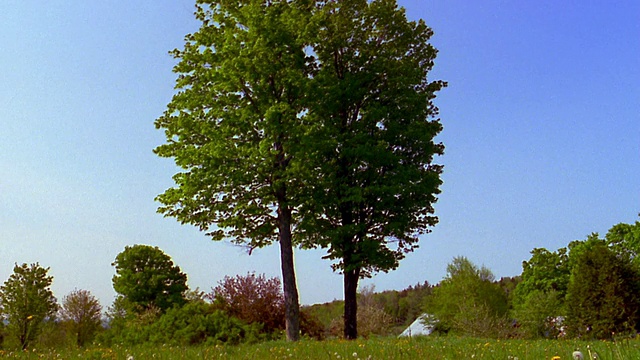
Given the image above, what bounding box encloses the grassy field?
[2,337,640,359]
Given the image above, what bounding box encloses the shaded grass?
[2,336,640,359]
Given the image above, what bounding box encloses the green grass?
[3,337,640,359]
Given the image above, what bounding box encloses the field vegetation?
[1,337,640,359]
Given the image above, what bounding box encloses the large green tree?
[154,0,314,341]
[112,245,188,313]
[298,0,445,339]
[565,239,640,338]
[0,263,58,350]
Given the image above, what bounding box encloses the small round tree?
[112,245,188,313]
[0,263,58,350]
[60,289,103,347]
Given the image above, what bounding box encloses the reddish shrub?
[209,273,285,334]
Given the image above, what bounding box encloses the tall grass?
[2,336,640,359]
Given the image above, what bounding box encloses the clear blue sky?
[1,1,638,307]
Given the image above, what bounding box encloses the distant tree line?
[1,219,637,349]
[306,218,640,341]
[421,218,640,340]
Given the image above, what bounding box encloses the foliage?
[154,0,317,340]
[606,218,640,267]
[425,257,509,337]
[112,245,188,313]
[514,289,565,339]
[6,337,640,359]
[512,247,570,338]
[209,273,285,335]
[59,289,103,347]
[511,220,640,339]
[298,308,325,340]
[0,263,58,350]
[354,282,433,333]
[154,0,313,249]
[34,320,69,350]
[328,285,395,338]
[297,0,445,339]
[304,282,431,337]
[148,301,261,346]
[497,276,521,308]
[565,239,640,338]
[513,247,570,308]
[355,285,394,337]
[99,300,259,347]
[98,305,161,346]
[305,300,344,336]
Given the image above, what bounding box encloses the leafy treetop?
[0,263,58,350]
[112,245,188,313]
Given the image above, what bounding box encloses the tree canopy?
[605,218,640,267]
[112,245,188,313]
[60,289,103,347]
[298,0,445,338]
[0,263,58,350]
[566,239,640,338]
[154,0,444,340]
[154,0,317,340]
[512,247,570,315]
[210,273,285,334]
[510,248,567,339]
[511,220,640,339]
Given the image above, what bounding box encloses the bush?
[424,257,509,338]
[99,300,260,346]
[149,301,261,345]
[209,273,285,334]
[300,308,325,340]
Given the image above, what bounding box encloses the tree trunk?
[343,267,360,340]
[20,326,28,350]
[278,204,301,341]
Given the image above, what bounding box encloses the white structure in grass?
[398,314,436,337]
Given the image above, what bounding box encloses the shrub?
[209,273,285,334]
[99,300,260,346]
[424,257,509,338]
[149,301,261,345]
